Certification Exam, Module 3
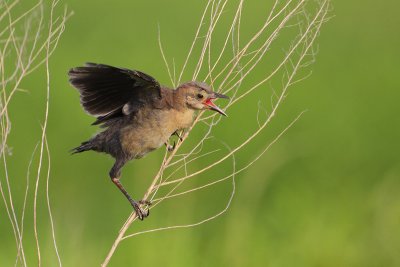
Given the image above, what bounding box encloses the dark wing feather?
[91,108,123,126]
[68,63,161,124]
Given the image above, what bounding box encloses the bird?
[68,63,229,220]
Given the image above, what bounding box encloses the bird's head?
[178,81,229,116]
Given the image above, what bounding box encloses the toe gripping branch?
[111,177,151,220]
[165,130,184,152]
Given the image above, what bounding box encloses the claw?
[132,200,151,220]
[132,202,145,220]
[135,199,151,219]
[166,141,176,152]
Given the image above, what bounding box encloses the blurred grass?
[1,0,400,266]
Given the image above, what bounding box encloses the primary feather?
[68,63,161,125]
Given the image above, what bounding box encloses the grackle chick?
[68,63,228,220]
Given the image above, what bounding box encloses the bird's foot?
[166,141,176,152]
[131,199,152,220]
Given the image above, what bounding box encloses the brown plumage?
[68,63,228,220]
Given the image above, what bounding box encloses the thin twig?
[102,1,330,265]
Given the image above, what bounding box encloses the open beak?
[204,92,229,116]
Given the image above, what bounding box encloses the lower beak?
[204,92,229,116]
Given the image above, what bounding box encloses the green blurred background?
[1,0,400,266]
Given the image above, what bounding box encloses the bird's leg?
[109,160,150,220]
[173,130,184,141]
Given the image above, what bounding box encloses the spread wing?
[68,63,161,125]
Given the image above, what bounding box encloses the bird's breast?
[120,108,194,159]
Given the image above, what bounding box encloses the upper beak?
[204,92,229,116]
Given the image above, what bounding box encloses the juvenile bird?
[68,63,228,220]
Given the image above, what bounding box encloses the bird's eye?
[197,93,204,99]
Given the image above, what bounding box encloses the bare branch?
[102,0,330,266]
[0,0,68,265]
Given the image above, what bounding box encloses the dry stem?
[102,0,331,266]
[0,0,70,266]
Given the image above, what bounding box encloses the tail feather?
[70,141,93,154]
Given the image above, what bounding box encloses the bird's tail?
[70,141,93,154]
